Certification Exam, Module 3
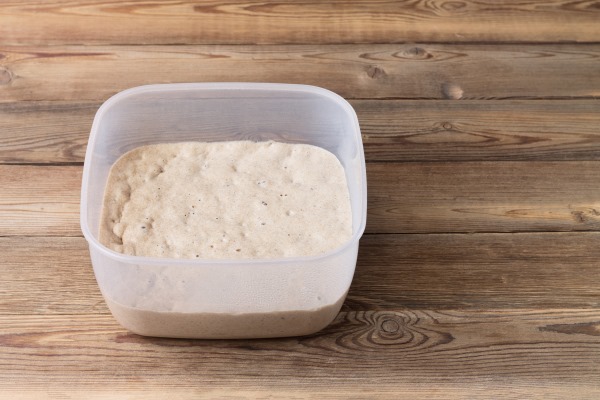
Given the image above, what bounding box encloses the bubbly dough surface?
[99,140,352,259]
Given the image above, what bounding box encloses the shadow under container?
[80,83,367,339]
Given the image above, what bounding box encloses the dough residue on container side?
[99,140,352,259]
[105,294,347,339]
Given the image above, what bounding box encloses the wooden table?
[1,2,600,398]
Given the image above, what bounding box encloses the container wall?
[90,243,358,314]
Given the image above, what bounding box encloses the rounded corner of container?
[79,209,90,242]
[300,85,357,111]
[93,85,152,119]
[307,86,362,143]
[79,171,92,246]
[79,214,99,254]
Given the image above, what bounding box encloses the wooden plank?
[0,1,598,45]
[3,162,600,236]
[0,101,94,164]
[359,100,600,162]
[367,161,600,234]
[0,237,105,315]
[4,387,598,400]
[3,234,600,315]
[1,44,599,101]
[0,166,81,236]
[3,100,600,164]
[351,233,600,309]
[0,310,598,398]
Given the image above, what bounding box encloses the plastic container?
[80,83,367,339]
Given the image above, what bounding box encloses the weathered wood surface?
[2,1,600,398]
[367,161,600,234]
[1,44,599,101]
[3,163,600,236]
[0,310,598,399]
[0,101,95,163]
[2,234,600,315]
[0,166,81,237]
[1,1,598,45]
[2,100,600,164]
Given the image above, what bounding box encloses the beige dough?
[99,140,352,259]
[105,294,346,339]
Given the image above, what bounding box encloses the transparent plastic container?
[80,83,367,339]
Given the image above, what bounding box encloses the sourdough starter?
[98,140,352,338]
[100,140,352,258]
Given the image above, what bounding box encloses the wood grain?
[0,101,94,163]
[1,44,599,101]
[4,162,599,236]
[351,233,600,309]
[0,166,81,236]
[3,100,600,164]
[2,1,599,398]
[367,161,600,234]
[3,387,598,400]
[359,100,600,162]
[3,233,600,315]
[0,310,598,398]
[0,1,598,45]
[0,237,105,315]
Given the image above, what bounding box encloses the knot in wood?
[404,47,432,60]
[442,82,463,99]
[0,67,13,85]
[442,1,467,11]
[366,65,386,79]
[381,318,401,334]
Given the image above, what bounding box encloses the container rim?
[80,82,367,266]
